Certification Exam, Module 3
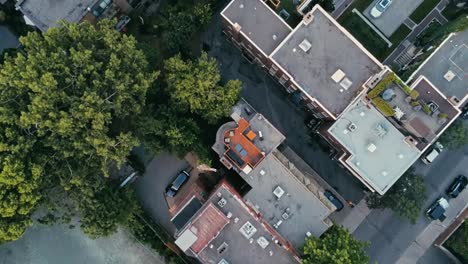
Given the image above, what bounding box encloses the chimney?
[303,12,314,25]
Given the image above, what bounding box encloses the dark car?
[461,104,468,119]
[426,197,449,221]
[324,190,344,211]
[165,170,190,197]
[446,175,468,198]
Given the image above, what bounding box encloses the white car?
[370,0,392,18]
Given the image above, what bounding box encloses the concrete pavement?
[133,153,189,234]
[0,26,19,53]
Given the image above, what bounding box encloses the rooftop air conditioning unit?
[273,186,285,199]
[257,236,270,249]
[240,221,257,239]
[299,39,312,53]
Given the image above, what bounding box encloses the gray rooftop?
[328,99,421,195]
[221,0,292,55]
[197,184,298,264]
[16,0,98,32]
[410,30,468,104]
[242,153,333,249]
[271,7,383,117]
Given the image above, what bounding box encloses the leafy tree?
[439,120,468,149]
[302,225,370,264]
[0,19,157,242]
[445,221,468,262]
[366,169,426,224]
[164,52,241,124]
[313,0,335,12]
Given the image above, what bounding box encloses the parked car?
[421,142,444,164]
[446,175,468,198]
[324,190,344,211]
[461,104,468,119]
[370,0,393,18]
[165,170,190,197]
[426,197,449,221]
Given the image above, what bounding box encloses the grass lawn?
[339,12,411,61]
[444,221,468,263]
[338,0,375,21]
[441,4,468,20]
[409,0,440,24]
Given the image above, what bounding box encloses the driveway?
[0,224,165,264]
[0,26,19,53]
[364,0,423,37]
[201,14,366,203]
[133,153,189,234]
[353,141,468,264]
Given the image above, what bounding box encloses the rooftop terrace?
[221,0,292,55]
[368,73,460,149]
[271,6,383,117]
[410,30,468,105]
[328,99,421,195]
[177,183,299,264]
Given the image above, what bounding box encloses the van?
[421,142,443,164]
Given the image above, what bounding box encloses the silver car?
[370,0,392,18]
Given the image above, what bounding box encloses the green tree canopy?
[366,169,427,224]
[439,120,468,149]
[164,52,241,124]
[302,225,370,264]
[0,19,157,242]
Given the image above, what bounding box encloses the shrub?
[438,113,448,119]
[422,103,432,114]
[410,90,420,100]
[368,73,397,99]
[373,97,395,117]
[411,101,420,107]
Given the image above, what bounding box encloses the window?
[279,74,289,85]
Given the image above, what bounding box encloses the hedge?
[368,73,397,99]
[373,97,395,117]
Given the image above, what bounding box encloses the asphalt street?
[0,224,165,264]
[133,153,189,235]
[0,26,19,53]
[202,13,366,203]
[354,139,468,264]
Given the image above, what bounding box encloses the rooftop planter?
[373,97,395,117]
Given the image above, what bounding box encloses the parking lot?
[134,153,189,234]
[364,0,422,37]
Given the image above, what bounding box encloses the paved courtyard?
[0,224,165,264]
[0,26,19,53]
[364,0,423,37]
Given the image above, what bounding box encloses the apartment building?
[16,0,132,32]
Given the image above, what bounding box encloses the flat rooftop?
[193,184,299,264]
[242,153,333,249]
[271,6,383,117]
[16,0,98,32]
[411,30,468,105]
[221,0,292,55]
[328,99,421,195]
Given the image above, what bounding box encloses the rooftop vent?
[240,221,257,239]
[303,13,314,25]
[367,143,377,153]
[372,124,387,138]
[218,198,227,208]
[218,259,230,264]
[299,39,312,53]
[340,77,353,90]
[331,69,346,83]
[257,236,270,249]
[348,122,357,132]
[217,242,228,254]
[443,70,455,82]
[273,186,285,199]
